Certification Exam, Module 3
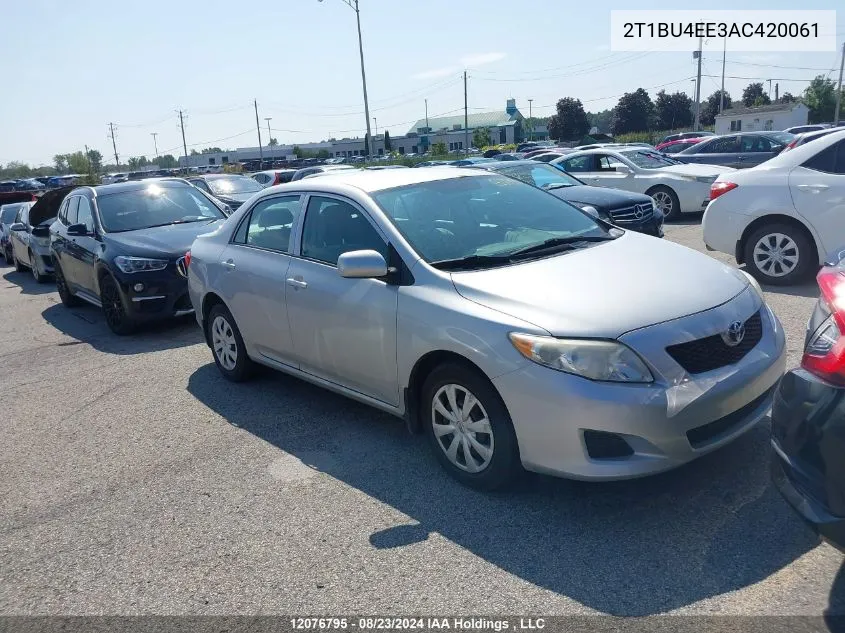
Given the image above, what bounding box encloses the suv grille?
[666,310,763,374]
[609,203,653,224]
[176,256,188,278]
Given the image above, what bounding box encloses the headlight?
[508,333,653,383]
[114,256,169,274]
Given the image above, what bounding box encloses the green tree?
[700,90,732,126]
[65,151,89,174]
[587,109,613,133]
[803,76,839,123]
[200,147,223,154]
[655,90,694,130]
[268,138,278,147]
[473,127,492,148]
[316,149,330,159]
[383,130,392,151]
[431,142,447,156]
[1,161,33,178]
[54,154,68,173]
[156,154,178,169]
[292,145,303,158]
[611,89,654,135]
[190,149,199,156]
[547,97,590,141]
[86,149,103,174]
[779,92,797,103]
[742,82,770,107]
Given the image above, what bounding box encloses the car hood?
[28,186,76,226]
[450,231,748,338]
[657,163,734,177]
[212,192,255,205]
[549,185,652,208]
[106,219,225,258]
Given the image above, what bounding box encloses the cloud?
[460,52,506,68]
[594,44,610,52]
[412,66,459,80]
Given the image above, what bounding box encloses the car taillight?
[184,250,191,268]
[710,181,738,201]
[802,267,845,384]
[781,140,798,153]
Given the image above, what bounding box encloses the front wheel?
[648,186,681,221]
[13,249,25,273]
[743,223,816,286]
[422,363,520,490]
[54,261,81,307]
[207,304,254,382]
[30,251,46,283]
[100,275,135,335]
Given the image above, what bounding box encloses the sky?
[1,0,844,167]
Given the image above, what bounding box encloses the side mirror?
[30,226,50,238]
[338,249,388,279]
[9,223,25,231]
[67,223,89,236]
[615,165,633,175]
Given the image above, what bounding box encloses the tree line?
[546,75,841,141]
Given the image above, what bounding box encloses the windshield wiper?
[543,183,574,190]
[430,254,514,271]
[507,235,615,259]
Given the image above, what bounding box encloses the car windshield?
[495,163,582,188]
[372,174,611,267]
[619,150,683,168]
[96,183,227,232]
[206,177,262,195]
[768,131,795,145]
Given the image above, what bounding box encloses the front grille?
[609,203,653,223]
[666,310,763,374]
[176,256,188,278]
[686,386,773,448]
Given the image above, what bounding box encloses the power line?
[702,58,837,72]
[471,52,655,82]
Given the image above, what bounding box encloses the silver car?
[187,168,786,489]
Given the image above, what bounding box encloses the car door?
[738,135,780,168]
[788,139,845,258]
[70,196,99,294]
[686,135,742,167]
[56,196,82,287]
[582,154,639,193]
[10,205,30,264]
[215,194,302,367]
[285,194,399,406]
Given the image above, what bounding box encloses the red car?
[655,137,707,153]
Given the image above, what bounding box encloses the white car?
[703,129,845,286]
[552,148,731,220]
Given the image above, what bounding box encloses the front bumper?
[493,290,786,480]
[113,266,194,323]
[771,368,845,552]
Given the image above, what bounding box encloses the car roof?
[84,178,193,197]
[270,166,487,194]
[192,173,249,180]
[475,159,557,169]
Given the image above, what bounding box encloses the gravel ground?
[1,219,843,617]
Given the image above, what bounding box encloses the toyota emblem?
[721,320,746,347]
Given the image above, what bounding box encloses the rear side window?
[243,196,300,253]
[702,137,740,153]
[560,155,593,172]
[802,140,845,175]
[65,197,80,225]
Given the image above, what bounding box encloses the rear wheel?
[743,222,815,286]
[13,249,25,272]
[648,185,681,221]
[208,304,254,382]
[422,363,520,490]
[30,250,46,283]
[54,261,81,307]
[100,275,135,335]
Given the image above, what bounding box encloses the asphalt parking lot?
[1,217,844,617]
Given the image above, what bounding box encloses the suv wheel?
[208,304,253,382]
[422,363,520,490]
[54,261,81,307]
[744,223,815,286]
[100,275,135,335]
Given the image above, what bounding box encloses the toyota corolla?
[187,168,786,489]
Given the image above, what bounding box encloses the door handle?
[286,277,308,289]
[796,184,829,192]
[221,259,236,269]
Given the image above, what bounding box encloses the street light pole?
[264,117,273,161]
[151,132,158,159]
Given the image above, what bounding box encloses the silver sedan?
[187,168,785,489]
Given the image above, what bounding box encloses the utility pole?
[425,99,429,129]
[835,41,845,126]
[768,79,773,98]
[264,117,273,160]
[151,132,158,159]
[373,117,378,156]
[528,98,533,140]
[84,144,91,174]
[178,110,188,169]
[108,122,119,166]
[463,70,469,154]
[775,83,779,102]
[693,37,703,131]
[254,99,264,167]
[720,38,726,114]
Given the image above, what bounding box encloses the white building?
[714,102,809,134]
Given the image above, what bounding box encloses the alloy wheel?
[211,315,238,371]
[651,191,673,214]
[753,232,799,278]
[102,281,125,329]
[431,384,494,473]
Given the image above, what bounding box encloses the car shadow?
[186,363,818,616]
[41,303,204,355]
[759,278,819,300]
[664,212,704,226]
[2,269,56,295]
[827,561,845,620]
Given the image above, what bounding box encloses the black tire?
[422,362,521,490]
[3,245,11,266]
[207,303,254,382]
[30,251,46,283]
[99,275,136,335]
[743,222,816,286]
[648,185,681,221]
[54,260,81,307]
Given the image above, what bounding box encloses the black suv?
[49,179,229,334]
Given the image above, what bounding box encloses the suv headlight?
[508,333,653,383]
[114,256,169,274]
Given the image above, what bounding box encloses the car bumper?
[114,269,194,323]
[674,182,712,214]
[771,368,845,552]
[493,293,786,480]
[702,204,751,259]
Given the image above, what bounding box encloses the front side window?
[559,155,594,172]
[242,196,301,252]
[96,183,226,233]
[77,197,95,232]
[65,197,80,225]
[300,196,386,266]
[701,136,740,154]
[372,174,609,265]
